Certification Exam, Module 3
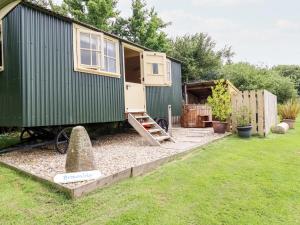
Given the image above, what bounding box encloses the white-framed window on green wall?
[0,20,3,71]
[73,24,120,78]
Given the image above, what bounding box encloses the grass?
[0,132,19,149]
[1,123,300,225]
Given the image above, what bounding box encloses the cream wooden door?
[143,51,169,86]
[124,82,146,113]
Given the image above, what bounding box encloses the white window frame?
[73,24,120,78]
[0,20,4,72]
[166,59,172,85]
[104,37,120,75]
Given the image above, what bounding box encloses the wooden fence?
[231,90,277,136]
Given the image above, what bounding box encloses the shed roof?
[184,80,240,96]
[0,0,182,64]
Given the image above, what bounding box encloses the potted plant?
[236,106,252,138]
[207,80,232,134]
[278,100,300,129]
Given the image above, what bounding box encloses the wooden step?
[148,128,162,133]
[128,113,174,146]
[135,115,149,119]
[155,136,170,142]
[141,122,155,126]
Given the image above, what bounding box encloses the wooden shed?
[181,80,239,129]
[0,0,182,151]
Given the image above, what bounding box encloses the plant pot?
[237,125,252,138]
[212,121,228,134]
[282,119,295,129]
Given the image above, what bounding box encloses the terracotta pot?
[282,119,296,129]
[212,121,228,134]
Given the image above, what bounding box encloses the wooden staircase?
[128,113,175,146]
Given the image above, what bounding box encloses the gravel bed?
[0,127,228,188]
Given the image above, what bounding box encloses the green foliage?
[62,0,119,31]
[219,63,297,103]
[273,65,300,95]
[112,0,171,52]
[236,106,251,127]
[28,0,67,15]
[278,100,300,120]
[207,80,232,122]
[169,33,234,82]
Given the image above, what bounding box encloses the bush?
[219,63,297,103]
[278,100,300,120]
[273,65,300,95]
[207,80,232,122]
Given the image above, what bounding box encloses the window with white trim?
[0,21,3,71]
[74,24,120,77]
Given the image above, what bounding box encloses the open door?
[143,51,170,86]
[123,45,146,113]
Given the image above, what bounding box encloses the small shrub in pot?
[207,80,232,134]
[278,100,300,129]
[236,106,252,138]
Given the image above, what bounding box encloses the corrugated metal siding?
[0,6,23,126]
[146,62,182,118]
[20,5,125,127]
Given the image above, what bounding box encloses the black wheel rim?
[158,119,169,132]
[55,127,72,154]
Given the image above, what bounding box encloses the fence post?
[168,105,173,137]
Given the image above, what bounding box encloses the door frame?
[122,43,146,113]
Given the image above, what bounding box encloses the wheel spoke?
[62,131,69,140]
[57,140,68,145]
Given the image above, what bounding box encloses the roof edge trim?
[0,0,21,20]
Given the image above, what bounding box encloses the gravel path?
[0,128,228,188]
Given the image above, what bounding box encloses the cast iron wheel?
[55,127,72,154]
[157,119,169,132]
[20,128,35,142]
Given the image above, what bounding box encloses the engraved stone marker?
[65,126,96,173]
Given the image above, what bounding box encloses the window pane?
[80,32,90,49]
[92,51,101,67]
[108,58,116,73]
[152,63,159,75]
[104,57,116,73]
[105,40,116,58]
[105,56,109,72]
[81,49,91,65]
[91,35,98,50]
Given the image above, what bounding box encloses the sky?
[55,0,300,66]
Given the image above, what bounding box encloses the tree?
[62,0,119,31]
[169,33,226,82]
[221,45,235,65]
[28,0,67,15]
[273,65,300,95]
[219,63,297,103]
[207,80,232,122]
[112,0,171,52]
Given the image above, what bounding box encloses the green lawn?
[1,123,300,225]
